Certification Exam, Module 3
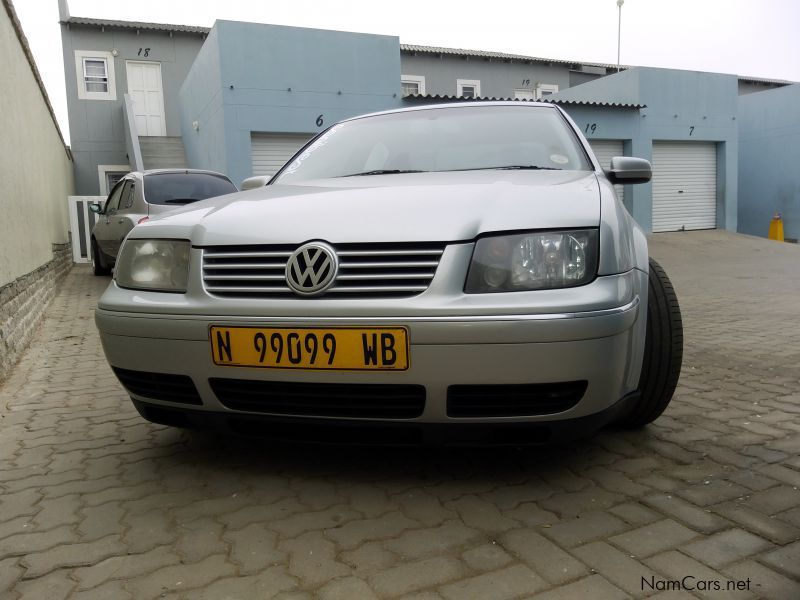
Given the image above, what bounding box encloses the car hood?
[135,170,600,244]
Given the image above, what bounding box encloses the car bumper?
[96,270,647,432]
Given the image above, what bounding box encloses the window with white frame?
[401,75,426,97]
[536,84,559,99]
[457,79,481,99]
[98,165,131,196]
[513,89,535,100]
[74,50,117,101]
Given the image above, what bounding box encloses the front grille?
[112,367,202,405]
[447,381,587,417]
[209,378,426,419]
[202,242,446,299]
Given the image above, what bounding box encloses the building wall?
[738,84,800,241]
[400,52,574,98]
[1,0,74,380]
[553,68,739,232]
[60,22,205,194]
[180,21,405,187]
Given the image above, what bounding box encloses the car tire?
[618,257,683,427]
[92,239,112,276]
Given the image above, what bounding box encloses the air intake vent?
[447,381,587,417]
[209,378,426,419]
[202,242,445,299]
[112,367,202,405]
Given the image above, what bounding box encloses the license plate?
[210,326,409,371]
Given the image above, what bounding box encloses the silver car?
[89,169,237,275]
[96,103,682,444]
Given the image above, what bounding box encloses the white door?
[126,62,166,137]
[589,139,624,202]
[652,142,717,232]
[251,133,314,177]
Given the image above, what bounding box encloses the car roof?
[340,100,560,124]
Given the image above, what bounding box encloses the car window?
[143,173,237,205]
[104,180,126,214]
[274,105,591,184]
[119,182,136,211]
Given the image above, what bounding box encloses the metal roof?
[400,43,621,70]
[403,94,645,109]
[62,16,210,34]
[737,74,796,85]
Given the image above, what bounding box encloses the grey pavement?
[0,230,799,599]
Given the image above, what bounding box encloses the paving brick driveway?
[1,230,799,599]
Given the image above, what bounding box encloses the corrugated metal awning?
[63,16,210,34]
[402,94,645,109]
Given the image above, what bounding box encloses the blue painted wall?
[553,68,739,232]
[738,84,800,241]
[180,21,404,187]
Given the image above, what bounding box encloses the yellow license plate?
[210,326,409,371]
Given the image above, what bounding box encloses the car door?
[94,180,126,256]
[107,180,138,257]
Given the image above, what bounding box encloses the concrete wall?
[180,21,405,187]
[1,0,74,380]
[1,3,73,287]
[553,67,739,232]
[400,52,574,98]
[738,84,800,241]
[60,22,205,194]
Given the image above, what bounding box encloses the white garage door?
[589,140,624,201]
[652,142,717,232]
[251,133,313,177]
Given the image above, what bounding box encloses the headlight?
[465,229,598,293]
[114,239,190,292]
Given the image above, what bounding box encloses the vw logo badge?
[285,242,338,296]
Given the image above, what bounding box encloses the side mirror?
[606,157,652,185]
[89,203,102,214]
[240,175,271,191]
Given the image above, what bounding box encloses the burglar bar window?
[457,79,481,99]
[402,81,420,96]
[83,58,109,93]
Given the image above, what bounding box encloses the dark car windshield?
[273,105,591,184]
[143,172,237,205]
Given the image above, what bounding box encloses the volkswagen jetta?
[95,102,682,444]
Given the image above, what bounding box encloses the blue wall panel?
[738,84,800,240]
[180,21,404,186]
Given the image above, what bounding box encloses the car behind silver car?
[95,103,682,444]
[89,169,237,275]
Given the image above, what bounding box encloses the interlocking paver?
[609,519,700,558]
[572,541,661,598]
[370,556,466,597]
[681,528,773,568]
[502,528,588,585]
[438,564,547,599]
[722,560,800,600]
[759,540,800,580]
[0,231,798,598]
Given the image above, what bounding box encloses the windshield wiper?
[444,165,563,172]
[163,198,201,204]
[341,169,427,177]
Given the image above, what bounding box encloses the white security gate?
[652,142,717,232]
[68,196,106,263]
[251,133,313,178]
[589,139,624,201]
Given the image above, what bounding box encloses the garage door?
[652,142,717,232]
[251,133,313,177]
[589,140,624,202]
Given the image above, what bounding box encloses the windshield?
[143,172,237,205]
[274,105,591,184]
